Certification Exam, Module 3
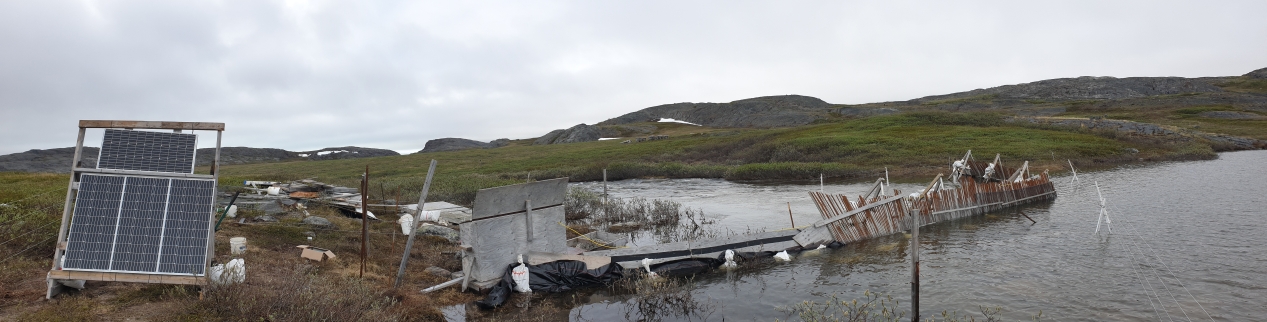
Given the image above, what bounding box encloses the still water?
[453,150,1266,321]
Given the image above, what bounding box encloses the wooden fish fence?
[795,173,1056,245]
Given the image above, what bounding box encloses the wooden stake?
[787,202,795,229]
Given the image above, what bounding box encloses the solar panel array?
[62,174,215,275]
[97,129,197,173]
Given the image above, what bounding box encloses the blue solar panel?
[63,174,126,271]
[62,174,214,275]
[97,129,197,173]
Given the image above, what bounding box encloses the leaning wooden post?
[394,160,437,288]
[787,202,795,229]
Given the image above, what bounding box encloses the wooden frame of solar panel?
[47,120,225,299]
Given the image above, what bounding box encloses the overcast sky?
[2,1,1265,155]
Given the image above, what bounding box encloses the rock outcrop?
[1245,67,1267,79]
[534,124,603,145]
[416,138,509,153]
[598,95,834,128]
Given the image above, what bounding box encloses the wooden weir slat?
[797,173,1056,246]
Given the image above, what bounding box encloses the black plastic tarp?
[475,260,625,309]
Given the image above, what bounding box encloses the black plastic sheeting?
[475,260,625,309]
[475,241,846,310]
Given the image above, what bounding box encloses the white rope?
[1112,208,1216,321]
[1079,180,1173,321]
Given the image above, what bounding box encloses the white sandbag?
[721,250,737,269]
[225,205,238,218]
[417,210,441,222]
[56,279,85,289]
[266,187,281,195]
[398,214,414,235]
[774,250,791,261]
[511,255,531,293]
[816,244,827,250]
[210,258,246,284]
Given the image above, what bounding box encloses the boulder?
[302,216,333,228]
[254,215,279,223]
[417,223,459,242]
[424,266,452,278]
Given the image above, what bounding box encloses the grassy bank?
[216,112,1208,206]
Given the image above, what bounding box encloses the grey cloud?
[2,1,1265,155]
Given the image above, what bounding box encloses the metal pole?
[911,207,919,322]
[603,168,608,197]
[360,166,369,278]
[214,192,241,231]
[394,160,437,288]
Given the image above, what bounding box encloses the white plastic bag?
[225,205,238,218]
[721,250,737,268]
[511,254,531,293]
[641,258,659,278]
[816,244,827,250]
[774,250,791,261]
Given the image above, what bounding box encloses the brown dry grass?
[0,205,479,321]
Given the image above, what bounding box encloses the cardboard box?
[296,245,336,261]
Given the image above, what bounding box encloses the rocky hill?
[0,146,399,173]
[849,67,1267,115]
[597,94,834,128]
[0,147,100,173]
[415,138,509,153]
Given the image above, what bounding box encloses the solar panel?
[97,129,197,173]
[62,174,214,275]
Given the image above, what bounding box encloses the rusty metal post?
[360,166,369,278]
[911,203,920,322]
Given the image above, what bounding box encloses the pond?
[450,150,1267,321]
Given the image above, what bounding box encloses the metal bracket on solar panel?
[71,182,79,190]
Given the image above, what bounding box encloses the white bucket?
[230,237,247,255]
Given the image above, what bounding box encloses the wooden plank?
[73,167,216,179]
[586,230,799,261]
[48,270,206,285]
[812,194,905,228]
[79,120,225,131]
[471,178,568,219]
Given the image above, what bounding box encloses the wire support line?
[1107,203,1195,322]
[1083,181,1178,321]
[1120,237,1168,322]
[1111,206,1216,322]
[0,221,57,248]
[0,235,56,265]
[1118,225,1187,322]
